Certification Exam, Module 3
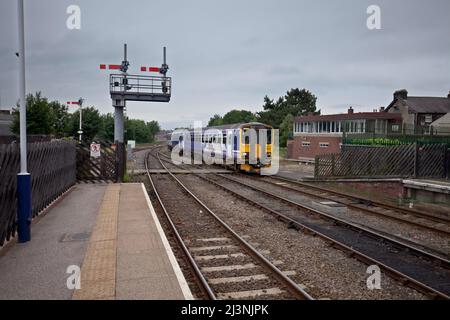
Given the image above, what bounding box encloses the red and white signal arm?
[90,143,101,158]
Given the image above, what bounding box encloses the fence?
[315,143,449,179]
[76,141,125,182]
[343,126,450,147]
[0,140,76,246]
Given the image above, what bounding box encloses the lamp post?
[17,0,31,243]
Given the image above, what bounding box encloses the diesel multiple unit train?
[168,122,274,174]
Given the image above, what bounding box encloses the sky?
[0,0,449,129]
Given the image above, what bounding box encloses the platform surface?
[0,183,192,300]
[403,179,450,193]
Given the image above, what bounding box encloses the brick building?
[287,107,402,161]
[385,89,450,128]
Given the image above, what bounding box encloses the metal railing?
[110,74,171,96]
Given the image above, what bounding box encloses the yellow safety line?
[72,184,120,300]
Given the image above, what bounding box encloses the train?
[168,122,274,174]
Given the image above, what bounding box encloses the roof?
[206,122,271,130]
[294,112,402,122]
[386,97,450,114]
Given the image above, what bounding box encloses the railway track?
[269,175,450,231]
[226,173,450,257]
[144,150,313,300]
[150,147,450,299]
[193,172,450,299]
[158,149,449,244]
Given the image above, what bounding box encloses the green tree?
[147,120,160,138]
[222,109,256,125]
[207,114,223,127]
[70,106,101,142]
[125,119,160,143]
[257,88,318,128]
[11,92,53,135]
[280,114,294,147]
[99,113,115,141]
[49,101,70,137]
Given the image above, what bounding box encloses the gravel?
[240,174,450,258]
[179,174,427,300]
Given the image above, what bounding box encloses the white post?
[18,0,27,174]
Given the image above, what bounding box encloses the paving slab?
[0,183,193,300]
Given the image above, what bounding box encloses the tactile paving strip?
[72,185,120,300]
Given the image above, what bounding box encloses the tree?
[49,101,70,137]
[257,88,318,129]
[99,113,115,141]
[147,120,160,140]
[222,109,256,125]
[280,114,294,147]
[124,119,160,143]
[207,114,223,127]
[11,92,53,135]
[70,106,101,142]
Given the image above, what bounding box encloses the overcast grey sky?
[1,0,449,129]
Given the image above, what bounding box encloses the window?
[392,124,400,132]
[302,141,310,147]
[425,115,433,124]
[319,142,329,148]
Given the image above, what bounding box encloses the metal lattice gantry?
[100,44,171,144]
[110,74,171,102]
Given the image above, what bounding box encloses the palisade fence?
[0,140,76,246]
[314,143,449,179]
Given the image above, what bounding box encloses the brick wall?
[288,135,342,160]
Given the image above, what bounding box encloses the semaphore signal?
[98,44,171,145]
[66,98,84,142]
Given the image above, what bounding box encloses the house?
[430,112,450,135]
[385,89,450,128]
[0,108,13,136]
[287,107,402,161]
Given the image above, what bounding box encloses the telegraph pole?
[17,0,31,243]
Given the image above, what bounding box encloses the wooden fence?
[0,140,76,246]
[315,143,449,179]
[76,141,125,182]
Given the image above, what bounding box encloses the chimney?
[448,90,450,98]
[394,89,408,100]
[348,106,354,114]
[379,106,385,112]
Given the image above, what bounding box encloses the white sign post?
[90,143,101,158]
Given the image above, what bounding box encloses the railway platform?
[0,183,192,300]
[403,179,450,206]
